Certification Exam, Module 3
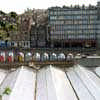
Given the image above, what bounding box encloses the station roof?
[0,65,100,100]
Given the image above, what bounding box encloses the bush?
[3,87,12,95]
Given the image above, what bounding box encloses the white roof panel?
[74,65,100,100]
[95,67,100,77]
[0,67,36,100]
[37,66,77,100]
[1,65,100,100]
[0,69,7,85]
[67,68,94,100]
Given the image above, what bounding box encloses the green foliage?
[0,10,18,37]
[0,22,17,32]
[8,24,17,31]
[9,12,17,18]
[0,95,2,100]
[0,21,6,29]
[0,10,6,15]
[0,30,7,39]
[0,87,11,100]
[3,87,12,95]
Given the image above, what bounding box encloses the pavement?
[0,65,100,100]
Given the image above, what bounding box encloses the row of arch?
[0,51,74,62]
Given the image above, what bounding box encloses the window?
[64,16,72,19]
[82,16,88,19]
[56,21,64,24]
[50,16,57,20]
[82,21,88,24]
[58,16,65,19]
[54,11,57,15]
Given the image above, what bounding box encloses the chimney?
[97,0,100,20]
[97,0,100,7]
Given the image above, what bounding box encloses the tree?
[0,87,12,100]
[0,10,6,15]
[0,21,6,30]
[9,12,17,18]
[82,4,85,9]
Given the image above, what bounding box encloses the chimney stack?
[97,0,100,7]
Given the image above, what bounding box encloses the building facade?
[48,2,100,49]
[30,25,47,48]
[30,9,48,48]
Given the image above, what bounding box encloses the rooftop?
[0,65,100,100]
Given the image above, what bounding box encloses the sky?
[0,0,99,14]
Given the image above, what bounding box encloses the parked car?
[81,54,87,58]
[75,53,82,59]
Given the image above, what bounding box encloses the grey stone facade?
[48,2,100,49]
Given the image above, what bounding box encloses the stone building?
[48,2,100,50]
[30,9,48,48]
